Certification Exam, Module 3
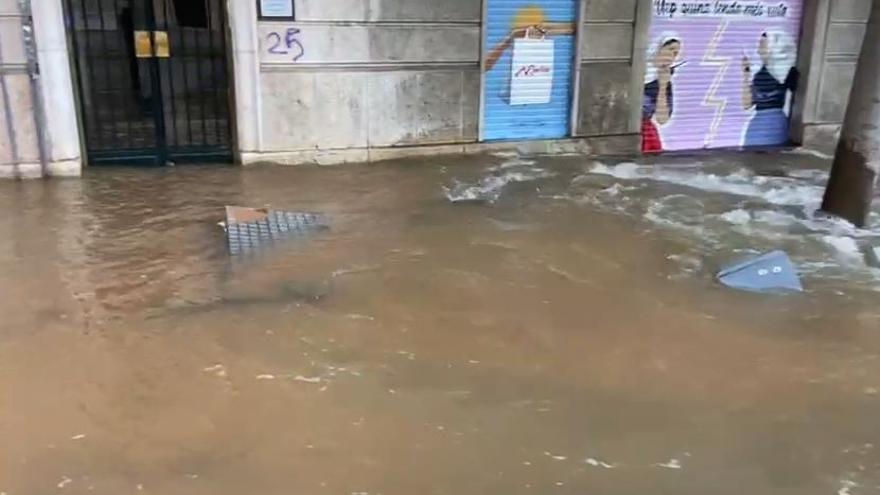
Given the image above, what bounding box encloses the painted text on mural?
[654,1,790,19]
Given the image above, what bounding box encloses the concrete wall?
[238,0,481,164]
[793,0,871,152]
[231,0,876,164]
[572,0,645,154]
[0,0,81,178]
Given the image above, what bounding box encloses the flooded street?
[2,151,880,494]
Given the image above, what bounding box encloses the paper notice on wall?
[260,0,293,17]
[508,37,554,105]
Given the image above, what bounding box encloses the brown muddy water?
[2,151,880,494]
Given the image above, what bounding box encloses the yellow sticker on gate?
[134,31,152,58]
[153,32,170,58]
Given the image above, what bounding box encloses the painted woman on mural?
[642,35,682,153]
[741,30,799,147]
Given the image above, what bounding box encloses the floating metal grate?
[224,206,327,255]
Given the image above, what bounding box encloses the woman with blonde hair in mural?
[642,35,682,153]
[741,30,799,147]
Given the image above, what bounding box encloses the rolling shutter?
[641,2,805,152]
[481,0,578,141]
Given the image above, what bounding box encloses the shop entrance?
[640,2,805,153]
[65,0,232,165]
[480,0,578,141]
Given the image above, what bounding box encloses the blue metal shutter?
[481,0,578,141]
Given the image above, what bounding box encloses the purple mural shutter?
[642,1,804,152]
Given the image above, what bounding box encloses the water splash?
[444,175,510,203]
[574,161,880,290]
[444,167,555,204]
[589,162,827,208]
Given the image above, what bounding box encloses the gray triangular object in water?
[717,250,803,293]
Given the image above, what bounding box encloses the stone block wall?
[573,0,645,154]
[793,0,872,152]
[247,0,481,162]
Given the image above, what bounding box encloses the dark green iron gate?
[65,0,232,165]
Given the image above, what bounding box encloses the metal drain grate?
[225,208,327,255]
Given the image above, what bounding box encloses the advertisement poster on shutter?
[509,35,555,105]
[642,1,803,153]
[482,0,577,141]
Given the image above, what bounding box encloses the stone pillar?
[227,0,262,163]
[31,0,82,176]
[0,0,81,178]
[820,0,880,227]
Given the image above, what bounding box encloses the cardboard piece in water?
[509,31,554,106]
[716,250,803,293]
[223,206,327,255]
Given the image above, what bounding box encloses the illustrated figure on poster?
[642,35,683,153]
[484,5,574,72]
[741,30,799,147]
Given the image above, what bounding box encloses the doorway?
[639,3,805,153]
[65,0,233,165]
[480,0,577,141]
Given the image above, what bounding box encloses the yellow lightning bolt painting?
[700,21,732,148]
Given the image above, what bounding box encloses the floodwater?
[2,151,880,495]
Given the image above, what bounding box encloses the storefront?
[641,1,805,152]
[480,0,578,141]
[0,0,869,178]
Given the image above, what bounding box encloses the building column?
[31,0,82,176]
[820,0,880,227]
[227,0,262,163]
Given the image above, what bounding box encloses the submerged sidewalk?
[1,149,878,495]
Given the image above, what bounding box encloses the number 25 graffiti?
[267,28,305,62]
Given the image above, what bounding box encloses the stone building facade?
[0,0,873,177]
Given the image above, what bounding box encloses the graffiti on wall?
[265,27,305,62]
[643,0,802,152]
[482,0,577,141]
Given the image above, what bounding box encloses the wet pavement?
[2,151,880,494]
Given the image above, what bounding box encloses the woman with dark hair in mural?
[741,30,799,146]
[642,35,682,153]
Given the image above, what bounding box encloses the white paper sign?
[260,0,293,17]
[509,37,554,105]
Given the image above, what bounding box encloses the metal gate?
[481,0,577,141]
[65,0,232,165]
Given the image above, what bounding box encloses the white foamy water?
[445,156,880,291]
[784,147,833,160]
[577,161,880,290]
[444,175,510,203]
[589,162,827,208]
[720,209,752,225]
[491,158,537,170]
[822,236,862,260]
[444,167,555,203]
